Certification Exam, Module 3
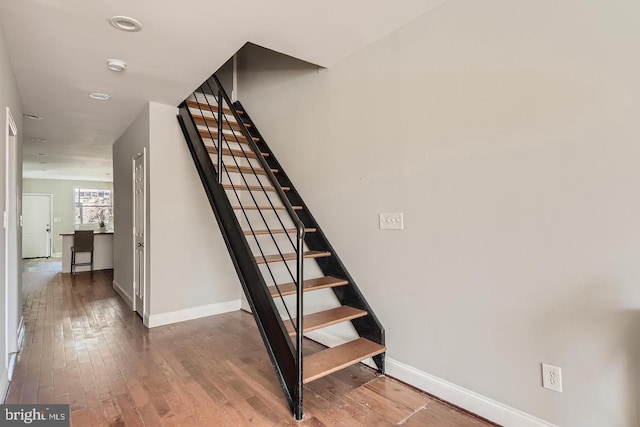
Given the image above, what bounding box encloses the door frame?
[21,193,53,258]
[4,107,21,382]
[132,150,147,320]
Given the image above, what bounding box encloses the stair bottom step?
[303,338,385,384]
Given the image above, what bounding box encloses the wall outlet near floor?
[541,363,563,392]
[379,212,404,230]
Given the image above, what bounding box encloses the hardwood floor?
[8,266,498,426]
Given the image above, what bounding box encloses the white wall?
[22,179,112,255]
[0,23,23,400]
[113,105,150,307]
[112,102,241,327]
[146,102,240,326]
[236,1,640,425]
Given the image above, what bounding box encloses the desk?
[60,231,114,273]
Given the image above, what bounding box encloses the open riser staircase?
[177,74,385,420]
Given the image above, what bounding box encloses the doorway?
[22,194,52,258]
[132,151,146,319]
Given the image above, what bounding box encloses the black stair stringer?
[234,101,386,374]
[177,102,299,411]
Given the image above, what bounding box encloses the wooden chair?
[71,230,94,274]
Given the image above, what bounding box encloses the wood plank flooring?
[7,265,498,426]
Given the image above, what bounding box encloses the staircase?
[177,74,385,420]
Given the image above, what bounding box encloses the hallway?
[7,267,495,426]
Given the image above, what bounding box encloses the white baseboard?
[386,358,557,427]
[0,367,8,403]
[17,316,24,350]
[1,316,27,403]
[52,252,62,258]
[306,330,557,427]
[7,353,17,384]
[146,299,241,328]
[112,280,133,309]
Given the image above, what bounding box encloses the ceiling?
[0,0,447,182]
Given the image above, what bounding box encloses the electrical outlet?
[541,363,563,393]
[379,212,404,230]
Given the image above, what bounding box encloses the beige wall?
[236,1,640,425]
[22,178,112,255]
[113,102,241,326]
[147,102,240,319]
[112,105,150,309]
[0,23,23,397]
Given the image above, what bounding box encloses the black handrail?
[195,81,303,339]
[198,81,300,284]
[235,100,386,373]
[181,77,385,421]
[206,76,306,419]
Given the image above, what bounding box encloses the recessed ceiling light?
[107,59,127,72]
[89,92,110,100]
[109,16,142,32]
[25,114,42,120]
[29,138,47,143]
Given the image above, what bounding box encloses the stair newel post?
[216,89,223,184]
[295,226,305,421]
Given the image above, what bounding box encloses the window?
[74,188,113,225]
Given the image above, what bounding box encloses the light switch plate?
[379,212,404,230]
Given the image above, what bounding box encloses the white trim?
[6,318,23,388]
[146,300,241,328]
[386,358,558,427]
[16,317,24,351]
[6,107,16,136]
[0,367,8,403]
[4,107,19,371]
[231,54,238,101]
[112,280,133,309]
[143,313,150,328]
[52,252,62,258]
[6,353,16,383]
[132,150,147,318]
[305,329,557,427]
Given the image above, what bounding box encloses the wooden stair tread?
[199,128,259,143]
[254,250,330,265]
[222,165,278,176]
[285,306,367,336]
[247,228,316,236]
[187,99,243,115]
[268,276,348,298]
[206,145,269,159]
[222,184,290,192]
[193,115,250,131]
[303,338,386,384]
[232,205,302,211]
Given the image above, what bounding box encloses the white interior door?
[133,152,145,318]
[22,194,51,258]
